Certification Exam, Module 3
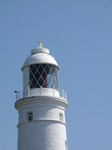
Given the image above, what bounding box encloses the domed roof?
[22,46,59,70]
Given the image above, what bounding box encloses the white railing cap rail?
[15,88,67,101]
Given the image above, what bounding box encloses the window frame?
[59,113,63,122]
[27,111,33,122]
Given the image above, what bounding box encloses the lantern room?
[21,44,60,98]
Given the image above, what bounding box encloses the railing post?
[18,91,20,99]
[65,92,67,99]
[40,86,42,96]
[16,93,18,101]
[28,87,30,97]
[53,87,54,96]
[62,89,64,98]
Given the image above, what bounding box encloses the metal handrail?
[15,88,67,101]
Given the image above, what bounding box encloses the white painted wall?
[16,97,68,150]
[18,122,67,150]
[18,105,65,125]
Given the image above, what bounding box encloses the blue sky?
[0,0,112,150]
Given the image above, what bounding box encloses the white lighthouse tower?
[15,43,68,150]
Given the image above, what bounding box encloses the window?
[59,113,63,122]
[29,64,59,90]
[27,112,33,121]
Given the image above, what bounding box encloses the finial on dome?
[39,41,43,47]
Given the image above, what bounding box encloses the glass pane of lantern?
[29,64,59,90]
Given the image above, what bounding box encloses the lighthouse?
[15,43,68,150]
